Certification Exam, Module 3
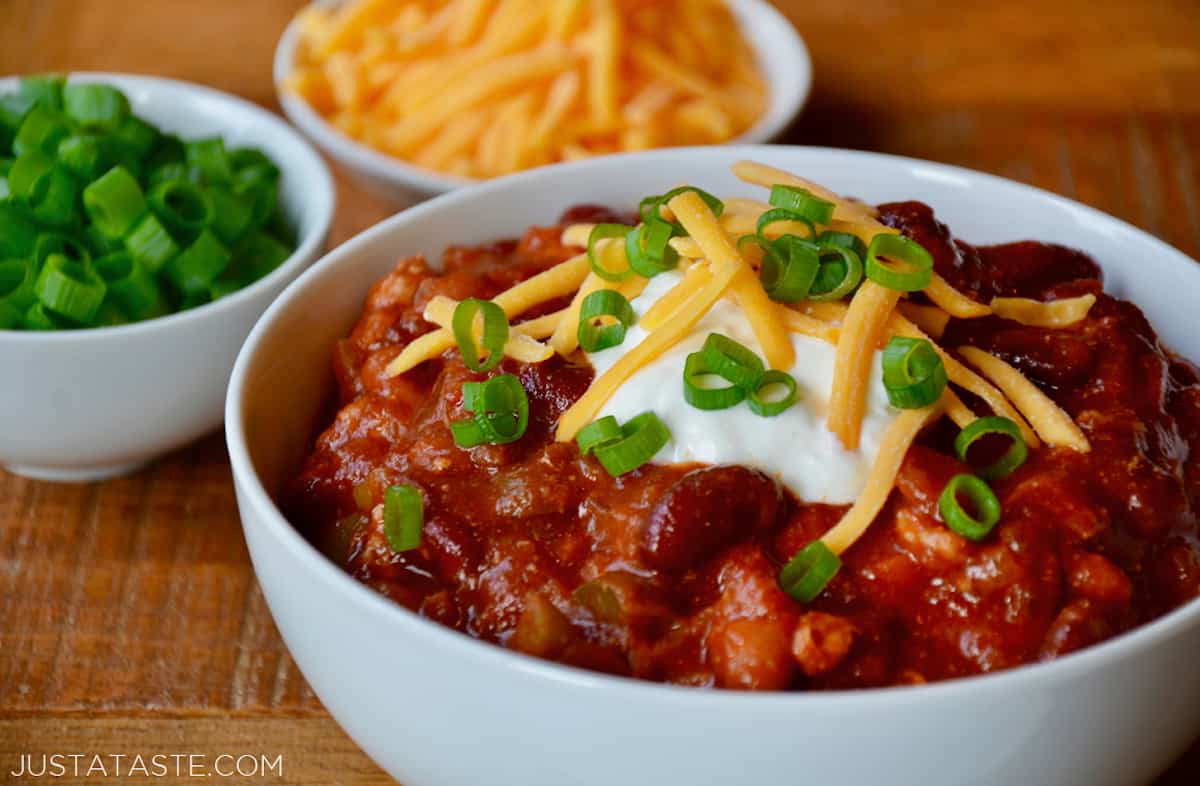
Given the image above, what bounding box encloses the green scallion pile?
[0,74,296,331]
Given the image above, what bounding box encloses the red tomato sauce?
[284,202,1200,690]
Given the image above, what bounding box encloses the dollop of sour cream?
[586,270,899,504]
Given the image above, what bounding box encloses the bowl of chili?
[227,145,1200,786]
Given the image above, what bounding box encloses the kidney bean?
[642,466,782,572]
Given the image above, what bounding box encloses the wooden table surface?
[2,1,1200,783]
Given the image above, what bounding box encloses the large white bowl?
[227,146,1200,786]
[0,73,334,482]
[273,0,812,205]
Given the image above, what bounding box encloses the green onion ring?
[699,332,765,389]
[816,230,867,259]
[747,370,799,417]
[954,416,1028,480]
[865,233,934,292]
[624,218,680,278]
[807,243,864,302]
[768,184,835,224]
[593,411,672,476]
[587,223,635,282]
[881,336,947,409]
[452,297,509,372]
[639,185,724,226]
[383,484,423,552]
[34,253,106,324]
[759,234,820,303]
[0,259,37,312]
[779,540,841,603]
[451,373,529,447]
[938,473,1002,541]
[683,351,747,410]
[576,416,623,456]
[578,289,636,352]
[755,207,816,240]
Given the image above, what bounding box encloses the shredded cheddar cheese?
[990,293,1096,328]
[897,302,951,338]
[828,281,902,450]
[423,296,554,364]
[288,0,768,178]
[820,401,946,555]
[925,274,992,318]
[958,347,1090,452]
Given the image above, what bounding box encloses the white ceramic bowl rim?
[273,0,812,195]
[228,144,1200,709]
[0,71,334,345]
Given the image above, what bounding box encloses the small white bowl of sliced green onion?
[0,72,333,481]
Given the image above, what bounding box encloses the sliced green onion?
[452,297,509,372]
[451,373,529,446]
[578,289,635,352]
[235,231,291,281]
[0,204,37,259]
[34,233,91,268]
[57,135,110,180]
[807,243,864,302]
[882,337,947,409]
[229,148,280,176]
[0,259,37,311]
[233,169,279,230]
[587,223,635,282]
[95,302,130,327]
[759,234,819,303]
[575,415,623,455]
[206,186,254,244]
[8,151,54,203]
[639,185,724,225]
[593,411,671,476]
[747,369,799,417]
[624,218,680,278]
[449,418,488,447]
[13,105,71,156]
[83,225,122,257]
[148,179,213,240]
[938,473,1002,541]
[124,212,179,274]
[62,83,130,132]
[34,254,106,324]
[185,137,233,184]
[460,381,483,412]
[769,184,836,224]
[24,301,74,330]
[954,416,1028,480]
[165,229,231,295]
[18,75,65,111]
[144,134,185,172]
[779,540,841,603]
[383,484,424,552]
[683,351,746,410]
[816,230,867,259]
[209,278,245,301]
[179,290,212,311]
[699,332,764,389]
[755,207,815,240]
[110,115,159,159]
[0,300,20,329]
[865,233,934,292]
[147,161,188,188]
[83,166,145,238]
[93,252,167,321]
[33,166,79,227]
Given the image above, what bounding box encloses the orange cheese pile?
[286,0,768,178]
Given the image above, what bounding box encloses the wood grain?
[0,1,1198,784]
